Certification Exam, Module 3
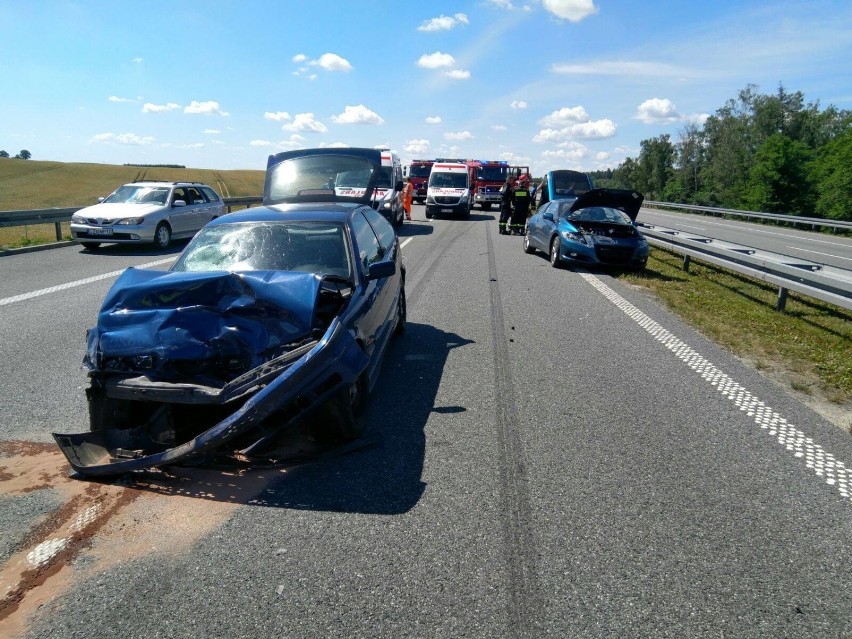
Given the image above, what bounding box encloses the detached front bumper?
[53,319,369,477]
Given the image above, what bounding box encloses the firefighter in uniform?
[509,174,531,235]
[498,174,516,234]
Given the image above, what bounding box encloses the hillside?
[0,158,265,210]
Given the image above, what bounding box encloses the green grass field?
[0,158,264,248]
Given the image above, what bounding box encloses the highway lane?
[1,204,851,638]
[638,207,852,270]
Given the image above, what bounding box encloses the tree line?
[589,84,851,221]
[0,149,31,159]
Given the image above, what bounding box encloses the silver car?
[70,181,225,250]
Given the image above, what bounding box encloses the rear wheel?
[153,222,171,249]
[550,236,563,268]
[81,242,101,250]
[523,229,536,254]
[394,286,406,336]
[481,203,492,211]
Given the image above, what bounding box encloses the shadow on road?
[78,240,188,258]
[122,323,474,515]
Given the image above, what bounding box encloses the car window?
[361,207,396,253]
[172,221,352,278]
[351,211,382,271]
[186,187,204,204]
[172,188,187,204]
[201,187,220,203]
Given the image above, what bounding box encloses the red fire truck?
[406,160,434,203]
[467,161,530,210]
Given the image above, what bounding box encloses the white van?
[425,162,472,219]
[373,150,404,226]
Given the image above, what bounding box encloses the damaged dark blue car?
[54,148,406,476]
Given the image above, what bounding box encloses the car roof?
[206,202,359,228]
[125,181,212,187]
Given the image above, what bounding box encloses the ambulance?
[425,161,473,219]
[333,149,404,226]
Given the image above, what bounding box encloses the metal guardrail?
[0,197,265,241]
[638,223,852,311]
[644,201,852,232]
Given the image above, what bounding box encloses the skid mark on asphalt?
[486,224,544,636]
[580,272,852,503]
[0,257,176,307]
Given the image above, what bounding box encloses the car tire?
[82,242,101,250]
[550,236,562,268]
[153,222,172,249]
[523,229,536,254]
[315,374,368,443]
[481,203,491,211]
[394,285,406,336]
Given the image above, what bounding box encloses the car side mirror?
[172,199,186,207]
[543,212,554,222]
[395,180,404,191]
[97,196,105,203]
[367,259,396,280]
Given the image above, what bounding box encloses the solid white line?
[581,272,851,504]
[0,257,176,307]
[786,246,852,263]
[400,237,414,249]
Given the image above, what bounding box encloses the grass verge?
[618,247,851,431]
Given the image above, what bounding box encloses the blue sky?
[1,0,850,176]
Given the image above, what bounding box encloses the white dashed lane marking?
[0,257,176,306]
[581,272,852,503]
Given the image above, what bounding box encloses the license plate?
[441,208,453,213]
[89,227,113,236]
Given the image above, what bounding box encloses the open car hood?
[568,188,644,222]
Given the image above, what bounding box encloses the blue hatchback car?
[524,188,649,270]
[55,148,406,477]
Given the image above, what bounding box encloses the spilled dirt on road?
[0,440,290,639]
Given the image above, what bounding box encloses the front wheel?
[550,236,563,268]
[481,203,492,211]
[523,230,536,254]
[394,286,406,336]
[153,222,172,249]
[315,375,368,443]
[81,242,101,250]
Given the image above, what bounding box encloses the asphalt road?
[638,207,852,270]
[1,204,851,638]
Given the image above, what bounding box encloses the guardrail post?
[776,287,788,312]
[683,255,691,272]
[54,222,62,241]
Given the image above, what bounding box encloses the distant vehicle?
[69,181,225,250]
[536,170,595,208]
[425,161,473,219]
[54,148,406,477]
[468,160,530,211]
[407,159,434,203]
[373,150,405,227]
[524,188,649,270]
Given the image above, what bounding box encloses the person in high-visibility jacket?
[402,177,414,221]
[509,175,531,235]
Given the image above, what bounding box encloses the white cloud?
[108,96,134,103]
[510,100,527,110]
[425,116,443,124]
[142,102,180,113]
[91,132,155,146]
[492,124,508,131]
[292,53,307,63]
[543,144,589,161]
[282,112,328,133]
[131,57,143,63]
[331,104,385,125]
[320,142,350,148]
[404,139,430,155]
[542,0,598,22]
[444,130,474,141]
[250,140,273,147]
[264,111,291,122]
[688,113,711,125]
[418,13,469,32]
[635,98,682,124]
[533,118,616,142]
[184,100,229,116]
[444,69,471,80]
[312,53,353,72]
[204,129,221,134]
[539,106,589,126]
[595,151,610,160]
[417,52,456,69]
[552,60,694,77]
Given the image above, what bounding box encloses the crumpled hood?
[84,268,324,380]
[568,188,644,221]
[75,202,164,220]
